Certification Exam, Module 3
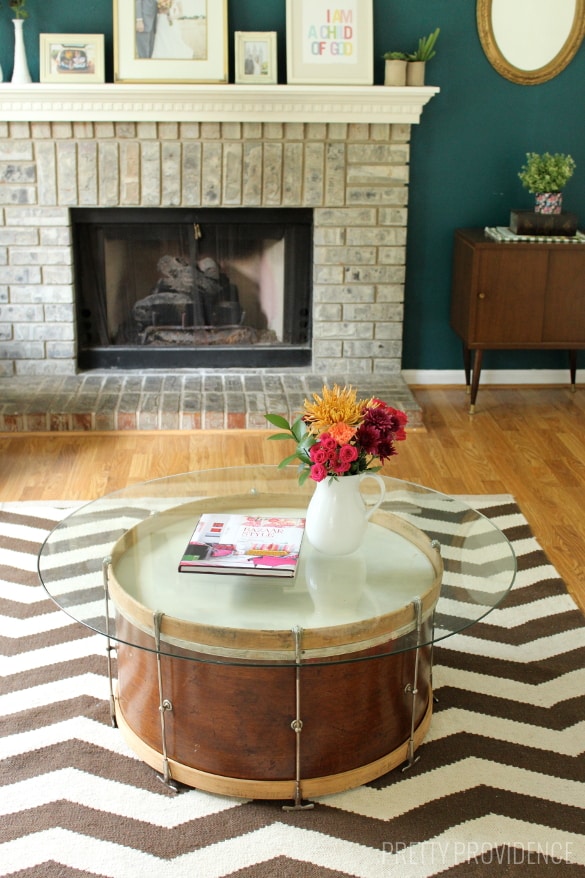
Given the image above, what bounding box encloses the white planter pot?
[384,59,407,86]
[406,61,426,86]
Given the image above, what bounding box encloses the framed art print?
[39,34,105,84]
[114,0,228,84]
[286,0,373,85]
[235,32,277,84]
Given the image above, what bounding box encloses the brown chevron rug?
[1,497,584,877]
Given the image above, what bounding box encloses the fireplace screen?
[72,208,312,369]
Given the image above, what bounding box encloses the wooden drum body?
[107,495,442,800]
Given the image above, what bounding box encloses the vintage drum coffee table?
[38,466,516,806]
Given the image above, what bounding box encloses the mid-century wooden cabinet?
[450,228,585,411]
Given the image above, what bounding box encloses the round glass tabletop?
[38,465,517,668]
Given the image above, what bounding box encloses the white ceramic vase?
[11,19,32,85]
[305,472,385,556]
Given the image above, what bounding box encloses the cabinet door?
[474,250,547,343]
[542,249,585,343]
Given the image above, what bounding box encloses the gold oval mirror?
[477,0,585,85]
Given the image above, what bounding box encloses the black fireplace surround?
[72,207,313,370]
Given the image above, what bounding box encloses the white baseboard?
[402,369,583,386]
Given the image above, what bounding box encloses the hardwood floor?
[1,385,584,614]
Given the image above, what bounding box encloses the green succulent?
[518,152,576,194]
[408,28,440,62]
[383,51,408,61]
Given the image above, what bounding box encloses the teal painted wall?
[1,0,584,372]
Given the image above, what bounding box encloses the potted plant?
[382,51,408,86]
[406,27,440,85]
[518,151,576,214]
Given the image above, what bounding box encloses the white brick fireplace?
[0,84,438,379]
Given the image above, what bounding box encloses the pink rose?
[310,462,328,482]
[319,433,337,453]
[331,460,351,475]
[309,443,329,464]
[338,443,358,463]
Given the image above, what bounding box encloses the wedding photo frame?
[235,32,277,84]
[114,0,228,84]
[39,34,105,83]
[286,0,373,85]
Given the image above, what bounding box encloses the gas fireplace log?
[141,326,278,346]
[131,254,244,335]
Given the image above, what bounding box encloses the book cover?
[178,513,306,577]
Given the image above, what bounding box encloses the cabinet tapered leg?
[470,350,483,414]
[463,344,472,393]
[569,350,577,392]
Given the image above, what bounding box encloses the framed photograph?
[39,34,105,84]
[235,32,277,84]
[114,0,228,84]
[286,0,373,85]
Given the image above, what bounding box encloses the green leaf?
[265,413,291,430]
[298,468,311,486]
[267,432,295,442]
[289,416,307,440]
[277,452,300,468]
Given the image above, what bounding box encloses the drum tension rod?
[102,557,117,729]
[283,626,314,812]
[402,597,423,772]
[430,540,441,705]
[153,611,180,793]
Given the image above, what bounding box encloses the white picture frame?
[39,34,105,84]
[286,0,373,85]
[114,0,228,84]
[235,31,278,84]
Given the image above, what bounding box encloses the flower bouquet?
[157,0,175,23]
[266,384,408,485]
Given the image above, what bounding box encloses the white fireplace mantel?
[0,83,439,125]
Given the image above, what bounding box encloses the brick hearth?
[0,373,421,432]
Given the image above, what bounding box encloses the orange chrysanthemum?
[328,422,357,445]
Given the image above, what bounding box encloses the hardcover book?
[178,512,306,577]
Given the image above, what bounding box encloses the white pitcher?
[305,472,385,556]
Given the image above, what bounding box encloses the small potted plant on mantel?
[406,27,440,85]
[382,51,408,86]
[383,28,440,87]
[511,151,578,236]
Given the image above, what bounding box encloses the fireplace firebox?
[72,208,313,369]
